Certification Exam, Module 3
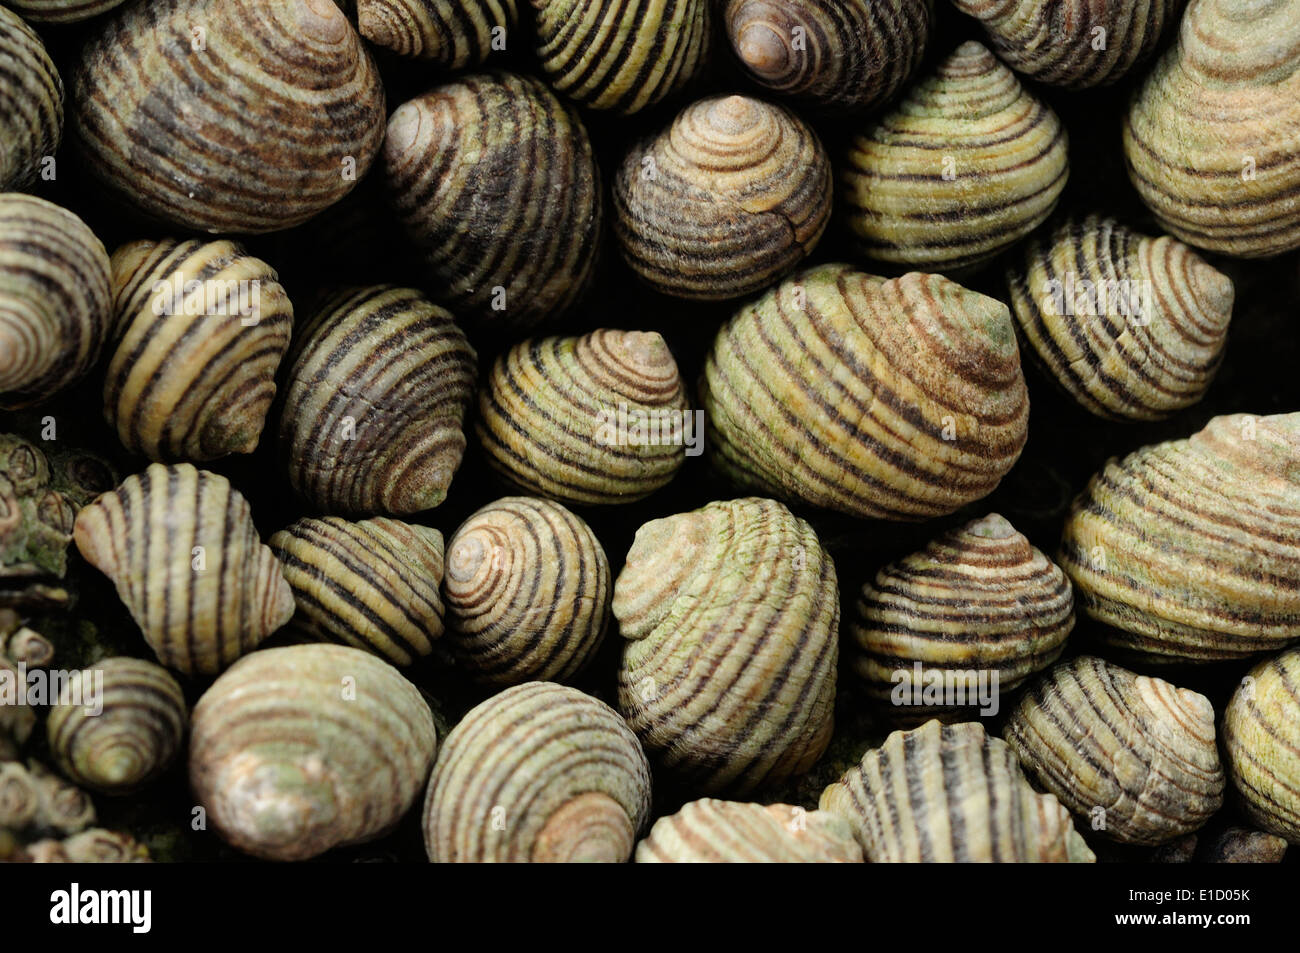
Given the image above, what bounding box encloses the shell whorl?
[1223,648,1300,844]
[635,800,863,863]
[1,1,129,23]
[357,0,517,65]
[0,7,63,191]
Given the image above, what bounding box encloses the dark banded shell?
[0,7,62,190]
[1223,648,1300,844]
[358,0,517,64]
[636,800,863,863]
[2,1,129,23]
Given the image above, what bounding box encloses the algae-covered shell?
[280,286,477,515]
[2,1,129,24]
[820,719,1096,862]
[615,498,838,795]
[357,0,517,65]
[636,799,862,863]
[1059,413,1300,662]
[1007,216,1234,421]
[270,516,445,667]
[190,644,437,861]
[842,41,1069,272]
[0,7,62,190]
[1223,648,1300,844]
[73,463,294,675]
[1004,656,1225,845]
[443,497,609,684]
[423,681,651,862]
[702,265,1029,520]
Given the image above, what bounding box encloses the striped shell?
[1223,648,1300,844]
[71,0,386,233]
[384,72,602,329]
[2,1,129,23]
[636,800,863,863]
[615,498,838,795]
[533,0,710,114]
[478,329,689,505]
[104,239,294,461]
[702,265,1029,520]
[190,644,437,861]
[279,286,477,515]
[820,720,1095,862]
[423,681,651,862]
[1004,656,1225,845]
[0,7,62,190]
[72,463,295,675]
[443,497,609,684]
[269,516,445,667]
[842,41,1069,272]
[613,95,831,301]
[1124,0,1300,257]
[852,513,1074,723]
[46,657,187,796]
[0,194,111,410]
[358,0,517,64]
[1007,216,1234,421]
[1058,413,1300,663]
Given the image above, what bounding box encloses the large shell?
[0,7,62,190]
[0,194,111,410]
[477,329,689,505]
[820,720,1095,862]
[1007,216,1234,421]
[104,239,293,461]
[357,0,517,64]
[1223,648,1300,844]
[190,644,437,861]
[1123,0,1300,257]
[1058,413,1300,662]
[613,95,831,301]
[279,286,477,515]
[636,800,863,863]
[269,516,445,667]
[852,514,1074,723]
[842,41,1069,272]
[71,0,386,233]
[384,72,602,329]
[1004,656,1225,845]
[2,1,129,23]
[423,681,651,862]
[72,463,295,675]
[701,265,1029,520]
[615,498,838,795]
[443,497,609,684]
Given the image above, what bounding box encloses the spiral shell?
[0,761,39,829]
[73,463,295,675]
[1007,216,1234,421]
[62,828,150,863]
[532,0,710,114]
[702,265,1029,520]
[1005,656,1225,845]
[71,0,386,233]
[1059,413,1300,662]
[279,286,477,515]
[443,497,609,684]
[3,627,53,668]
[1123,0,1300,257]
[0,194,111,410]
[0,7,62,191]
[821,720,1094,862]
[615,498,838,794]
[357,0,517,64]
[842,41,1069,272]
[0,655,36,755]
[423,681,651,862]
[1223,648,1300,844]
[636,800,863,863]
[2,1,129,23]
[613,95,831,301]
[27,761,95,835]
[46,658,186,796]
[269,516,445,667]
[384,72,602,329]
[190,645,436,861]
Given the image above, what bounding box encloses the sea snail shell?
[2,1,129,24]
[357,0,517,66]
[1223,648,1300,844]
[636,800,863,863]
[0,7,62,191]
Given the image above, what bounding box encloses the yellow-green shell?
[1223,648,1300,844]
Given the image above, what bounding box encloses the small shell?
[1058,413,1300,662]
[1223,648,1300,844]
[842,41,1069,272]
[46,657,187,795]
[4,627,53,667]
[820,720,1095,862]
[0,7,62,190]
[357,0,517,64]
[0,761,39,829]
[852,513,1074,723]
[279,286,477,515]
[190,644,437,861]
[269,516,446,667]
[443,497,609,684]
[384,72,602,329]
[1007,216,1234,421]
[615,498,838,795]
[73,463,295,675]
[61,828,150,863]
[477,329,689,505]
[636,800,862,863]
[702,265,1029,520]
[1203,826,1289,863]
[24,839,70,862]
[28,760,96,836]
[104,239,294,461]
[0,194,111,409]
[1,2,129,24]
[423,681,651,862]
[0,655,36,753]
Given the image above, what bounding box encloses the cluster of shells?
[0,0,1298,866]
